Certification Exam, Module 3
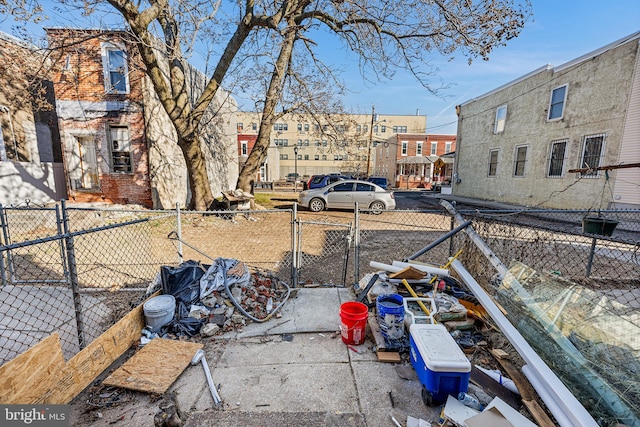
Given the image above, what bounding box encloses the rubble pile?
[143,259,291,340]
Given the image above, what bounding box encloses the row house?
[46,28,238,209]
[374,134,456,189]
[454,32,640,210]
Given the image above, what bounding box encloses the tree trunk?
[236,24,297,192]
[178,134,214,210]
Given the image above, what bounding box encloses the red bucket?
[340,301,369,345]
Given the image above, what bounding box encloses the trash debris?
[457,391,484,411]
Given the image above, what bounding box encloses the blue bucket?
[377,294,405,339]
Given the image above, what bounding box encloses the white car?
[298,180,396,213]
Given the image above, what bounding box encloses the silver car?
[298,180,396,213]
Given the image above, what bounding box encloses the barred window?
[548,139,567,177]
[580,134,606,177]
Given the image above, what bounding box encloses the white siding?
[613,41,640,207]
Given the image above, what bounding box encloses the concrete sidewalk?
[177,287,441,426]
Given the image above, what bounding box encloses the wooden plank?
[103,339,202,394]
[368,314,386,351]
[377,352,401,363]
[493,353,556,427]
[389,266,426,280]
[46,298,148,404]
[0,333,66,404]
[470,366,521,409]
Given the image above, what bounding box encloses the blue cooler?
[409,323,471,405]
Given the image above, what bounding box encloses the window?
[334,155,339,160]
[373,125,378,133]
[108,125,132,173]
[274,123,288,131]
[356,183,374,192]
[431,142,437,155]
[102,45,129,94]
[416,142,423,156]
[315,155,319,160]
[445,142,452,153]
[322,140,328,147]
[237,122,244,132]
[280,154,288,160]
[322,155,327,160]
[393,126,407,133]
[252,123,257,131]
[363,125,368,133]
[401,141,408,156]
[381,125,386,133]
[488,150,499,176]
[548,85,567,121]
[548,139,567,177]
[580,134,606,177]
[304,155,309,160]
[304,140,309,146]
[494,105,507,133]
[241,141,248,156]
[304,124,309,132]
[514,146,528,176]
[315,140,320,146]
[334,182,353,192]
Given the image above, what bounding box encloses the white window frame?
[430,142,437,156]
[401,141,408,156]
[494,104,507,133]
[445,142,452,153]
[416,142,423,156]
[108,124,132,173]
[580,133,606,178]
[547,84,568,121]
[101,43,130,94]
[513,145,529,177]
[547,139,568,178]
[241,141,248,156]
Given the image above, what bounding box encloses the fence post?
[176,202,183,263]
[0,203,16,285]
[292,203,298,288]
[354,203,360,285]
[449,215,455,257]
[585,237,597,278]
[0,204,6,286]
[61,199,86,349]
[55,203,71,287]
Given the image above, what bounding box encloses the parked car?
[304,174,349,190]
[286,173,300,183]
[366,176,389,189]
[298,180,395,213]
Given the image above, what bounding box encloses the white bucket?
[143,295,176,332]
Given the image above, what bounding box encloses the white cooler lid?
[410,323,471,373]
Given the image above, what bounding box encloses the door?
[352,182,375,208]
[68,136,99,190]
[325,182,354,209]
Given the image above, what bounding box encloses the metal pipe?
[292,203,298,288]
[354,204,360,285]
[405,220,472,261]
[176,202,183,264]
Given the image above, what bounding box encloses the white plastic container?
[143,295,176,332]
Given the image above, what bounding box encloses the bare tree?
[5,0,531,205]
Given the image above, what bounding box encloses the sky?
[1,1,639,135]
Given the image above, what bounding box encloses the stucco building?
[454,32,640,210]
[0,32,66,206]
[236,111,427,181]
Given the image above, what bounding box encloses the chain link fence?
[1,200,638,423]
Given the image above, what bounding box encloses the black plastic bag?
[160,315,205,337]
[160,260,209,307]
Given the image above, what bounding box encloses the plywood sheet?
[0,333,65,404]
[389,266,426,280]
[103,339,203,394]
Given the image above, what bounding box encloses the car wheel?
[309,198,325,212]
[369,201,385,214]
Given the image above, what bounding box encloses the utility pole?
[366,105,375,177]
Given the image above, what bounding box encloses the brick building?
[46,29,152,207]
[374,133,456,189]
